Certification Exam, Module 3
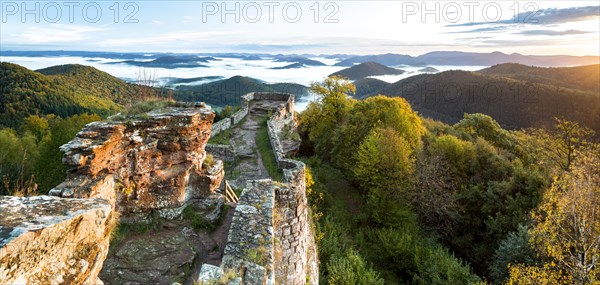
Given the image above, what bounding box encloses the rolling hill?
[379,69,600,133]
[0,63,143,128]
[174,76,309,107]
[37,64,142,104]
[330,62,404,80]
[477,63,600,93]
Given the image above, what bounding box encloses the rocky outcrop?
[0,102,226,285]
[99,227,200,285]
[49,103,224,222]
[0,195,113,285]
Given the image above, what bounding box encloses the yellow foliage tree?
[509,150,600,284]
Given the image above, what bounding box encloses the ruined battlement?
[200,93,318,285]
[1,95,317,285]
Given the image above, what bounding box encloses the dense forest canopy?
[299,76,599,284]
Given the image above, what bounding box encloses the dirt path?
[187,203,236,284]
[228,100,283,189]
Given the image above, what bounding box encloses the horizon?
[2,49,600,58]
[1,1,598,56]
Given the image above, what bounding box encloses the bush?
[327,249,385,285]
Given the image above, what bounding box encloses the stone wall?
[49,103,224,222]
[210,94,252,138]
[209,92,290,138]
[221,180,277,284]
[199,93,318,285]
[265,95,318,285]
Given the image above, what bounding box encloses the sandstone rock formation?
[49,103,224,222]
[0,196,113,285]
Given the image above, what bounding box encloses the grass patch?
[203,154,216,168]
[110,213,161,247]
[208,127,234,145]
[256,116,284,181]
[110,99,175,121]
[301,157,387,284]
[224,160,241,179]
[183,205,217,231]
[182,203,231,232]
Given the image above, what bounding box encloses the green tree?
[353,127,417,226]
[490,225,536,283]
[301,76,355,160]
[327,249,385,285]
[21,115,50,141]
[528,118,594,171]
[35,113,100,192]
[454,113,513,150]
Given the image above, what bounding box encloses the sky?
[0,1,599,55]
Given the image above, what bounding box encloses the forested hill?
[478,63,600,93]
[36,64,142,104]
[329,62,404,80]
[379,69,600,133]
[0,63,140,128]
[174,75,308,107]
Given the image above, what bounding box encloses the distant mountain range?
[478,63,600,93]
[329,62,404,80]
[271,58,326,69]
[169,76,224,84]
[334,51,599,67]
[3,50,598,67]
[376,64,600,133]
[112,56,217,69]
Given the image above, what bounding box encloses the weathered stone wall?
[49,103,224,222]
[209,92,290,139]
[0,196,114,285]
[210,94,252,138]
[221,180,277,284]
[199,93,318,285]
[265,95,318,285]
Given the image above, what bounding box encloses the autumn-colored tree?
[510,150,600,284]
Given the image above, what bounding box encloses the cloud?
[231,43,330,51]
[149,20,165,25]
[10,24,109,44]
[448,5,599,27]
[517,29,592,36]
[474,38,569,47]
[447,26,509,33]
[97,31,238,47]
